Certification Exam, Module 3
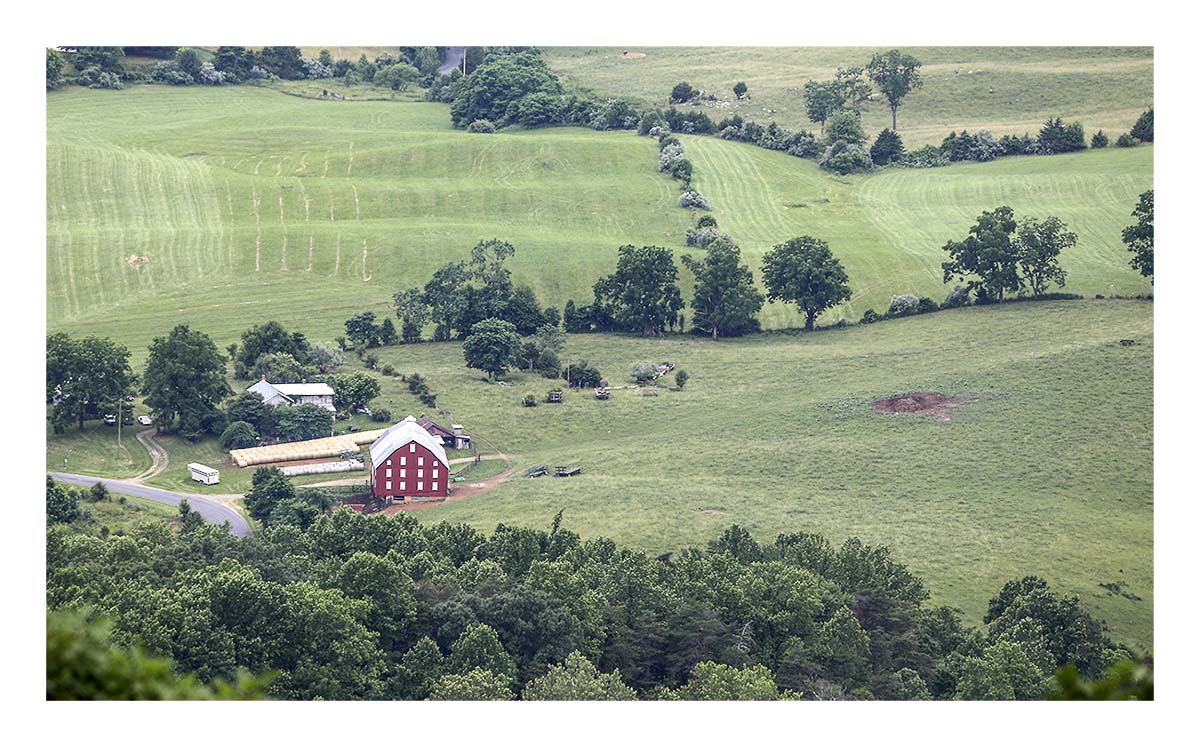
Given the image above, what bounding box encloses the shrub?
[151,61,193,85]
[563,359,603,388]
[820,142,874,174]
[685,227,732,248]
[1116,133,1138,148]
[895,145,948,169]
[1038,117,1086,154]
[77,66,124,89]
[870,129,905,166]
[467,119,497,134]
[220,420,260,450]
[697,215,718,229]
[670,158,693,183]
[419,392,437,408]
[370,408,392,423]
[670,82,697,104]
[916,297,939,314]
[675,370,689,389]
[999,133,1039,156]
[590,99,639,131]
[733,81,748,99]
[860,309,881,324]
[516,91,565,127]
[825,110,867,146]
[302,57,334,80]
[362,353,379,370]
[1091,130,1109,149]
[887,294,921,317]
[943,284,970,309]
[1130,108,1153,143]
[523,393,538,407]
[380,363,397,377]
[659,142,685,171]
[536,349,561,378]
[679,190,710,210]
[630,360,658,384]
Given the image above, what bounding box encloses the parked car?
[125,394,135,402]
[355,407,372,416]
[103,414,116,426]
[137,415,153,426]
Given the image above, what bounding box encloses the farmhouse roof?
[275,382,335,396]
[369,416,449,469]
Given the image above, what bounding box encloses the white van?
[187,463,220,485]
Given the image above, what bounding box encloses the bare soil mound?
[872,392,962,421]
[619,51,647,59]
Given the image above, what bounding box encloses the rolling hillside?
[47,85,1152,354]
[544,46,1154,147]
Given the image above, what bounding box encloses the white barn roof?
[369,416,449,469]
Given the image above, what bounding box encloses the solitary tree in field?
[866,50,923,130]
[1122,190,1154,281]
[1015,216,1076,296]
[670,82,697,104]
[941,207,1021,302]
[142,324,228,433]
[463,318,521,379]
[760,236,852,331]
[733,81,748,100]
[681,239,765,339]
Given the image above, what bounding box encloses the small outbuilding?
[368,416,450,502]
[417,416,471,450]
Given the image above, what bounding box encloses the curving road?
[50,472,252,538]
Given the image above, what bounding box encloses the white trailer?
[188,463,220,485]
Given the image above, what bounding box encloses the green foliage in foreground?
[47,608,270,700]
[47,507,1139,701]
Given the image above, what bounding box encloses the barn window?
[400,456,406,465]
[432,482,438,491]
[385,481,392,491]
[417,482,423,491]
[418,456,425,466]
[418,469,424,478]
[409,444,415,453]
[399,481,406,491]
[400,468,406,478]
[433,469,439,478]
[386,468,392,478]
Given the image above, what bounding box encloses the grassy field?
[684,138,1153,328]
[47,86,1151,356]
[46,422,151,478]
[544,47,1154,147]
[291,299,1148,649]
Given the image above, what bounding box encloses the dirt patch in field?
[872,392,965,421]
[126,255,149,269]
[619,51,647,59]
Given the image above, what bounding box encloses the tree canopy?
[1122,190,1154,281]
[593,245,685,335]
[760,236,852,331]
[682,240,764,339]
[142,325,228,435]
[866,50,923,130]
[463,318,521,379]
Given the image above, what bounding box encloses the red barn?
[368,416,450,501]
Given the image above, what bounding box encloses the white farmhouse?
[247,376,336,412]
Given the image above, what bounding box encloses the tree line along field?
[47,85,1151,355]
[543,47,1154,148]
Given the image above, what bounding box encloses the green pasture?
[47,86,1151,357]
[338,300,1150,649]
[684,138,1153,328]
[544,46,1154,147]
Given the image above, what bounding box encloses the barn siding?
[370,439,448,499]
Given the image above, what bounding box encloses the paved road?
[438,46,465,74]
[50,472,252,538]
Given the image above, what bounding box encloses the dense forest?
[47,495,1143,700]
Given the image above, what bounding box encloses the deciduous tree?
[1122,190,1154,280]
[142,325,228,433]
[1015,216,1076,296]
[593,245,685,335]
[866,50,924,130]
[941,206,1021,302]
[760,236,852,331]
[681,239,764,339]
[463,318,521,379]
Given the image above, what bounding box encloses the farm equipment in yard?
[339,450,364,462]
[554,465,583,478]
[526,464,549,478]
[595,387,610,400]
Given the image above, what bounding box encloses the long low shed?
[229,429,388,468]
